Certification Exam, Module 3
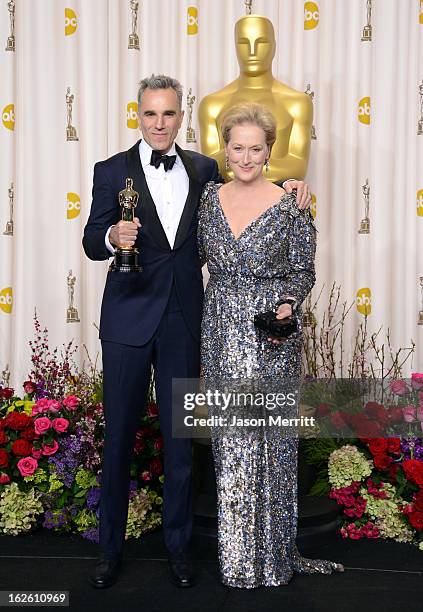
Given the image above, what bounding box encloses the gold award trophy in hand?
[110,178,142,272]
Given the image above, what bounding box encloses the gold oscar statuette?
[66,270,80,323]
[110,178,142,273]
[418,276,423,326]
[198,15,313,183]
[418,80,423,136]
[3,183,14,236]
[305,84,317,140]
[66,87,79,142]
[361,0,372,41]
[186,88,197,143]
[358,179,370,234]
[128,0,140,50]
[5,0,15,51]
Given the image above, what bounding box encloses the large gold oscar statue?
[198,15,313,183]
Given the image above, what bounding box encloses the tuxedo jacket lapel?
[174,144,201,250]
[126,141,171,251]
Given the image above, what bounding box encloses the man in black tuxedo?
[83,74,310,589]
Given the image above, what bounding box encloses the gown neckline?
[213,182,291,242]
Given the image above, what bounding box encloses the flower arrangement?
[0,314,164,541]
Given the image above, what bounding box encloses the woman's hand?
[267,303,293,345]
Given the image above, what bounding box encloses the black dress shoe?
[89,554,122,589]
[168,554,196,588]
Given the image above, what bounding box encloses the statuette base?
[66,126,79,141]
[358,218,370,234]
[186,128,197,143]
[5,36,15,52]
[67,308,80,323]
[361,26,372,42]
[418,119,423,136]
[3,221,13,236]
[128,34,140,50]
[110,248,142,273]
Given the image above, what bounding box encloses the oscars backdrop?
[0,0,423,386]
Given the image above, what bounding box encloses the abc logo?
[310,194,317,219]
[356,287,371,316]
[67,192,81,219]
[417,189,423,217]
[127,102,138,129]
[304,2,319,30]
[2,104,15,131]
[0,287,13,314]
[187,7,198,35]
[358,97,371,125]
[65,8,78,36]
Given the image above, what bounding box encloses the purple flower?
[86,488,101,510]
[81,527,99,543]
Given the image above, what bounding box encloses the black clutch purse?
[254,310,298,339]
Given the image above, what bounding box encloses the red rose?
[386,406,404,423]
[368,438,388,456]
[387,438,401,455]
[402,459,423,487]
[146,402,159,418]
[364,402,389,425]
[11,438,33,457]
[23,380,37,394]
[134,439,145,454]
[154,437,164,452]
[137,426,153,438]
[330,411,347,429]
[372,453,392,471]
[0,473,10,484]
[20,427,36,441]
[0,418,6,430]
[408,511,423,530]
[150,457,163,476]
[315,403,331,417]
[348,414,383,437]
[0,448,9,468]
[5,412,32,430]
[0,430,8,445]
[414,490,423,511]
[141,470,152,482]
[0,387,14,400]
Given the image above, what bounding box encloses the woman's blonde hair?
[220,103,277,148]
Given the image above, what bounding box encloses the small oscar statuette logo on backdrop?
[3,183,14,236]
[361,0,372,41]
[358,178,370,234]
[186,88,197,143]
[418,80,423,135]
[1,364,10,387]
[5,0,15,51]
[110,178,142,273]
[66,270,80,323]
[304,84,317,140]
[244,0,253,15]
[128,0,140,50]
[418,277,423,326]
[66,87,79,141]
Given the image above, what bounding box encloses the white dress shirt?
[105,139,189,252]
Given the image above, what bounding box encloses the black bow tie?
[150,149,177,172]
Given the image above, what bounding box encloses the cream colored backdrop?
[1,0,422,387]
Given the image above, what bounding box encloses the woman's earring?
[265,158,270,173]
[225,156,230,171]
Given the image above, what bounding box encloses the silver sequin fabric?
[198,181,344,588]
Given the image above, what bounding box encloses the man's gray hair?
[137,74,183,109]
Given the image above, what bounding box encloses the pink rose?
[140,470,152,482]
[390,379,408,396]
[63,395,80,410]
[41,439,59,456]
[34,417,51,435]
[0,473,10,484]
[48,400,61,413]
[411,373,423,390]
[31,398,50,416]
[17,456,38,477]
[402,405,416,423]
[417,407,423,422]
[32,448,42,459]
[52,417,69,433]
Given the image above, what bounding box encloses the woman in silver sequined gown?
[198,104,343,588]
